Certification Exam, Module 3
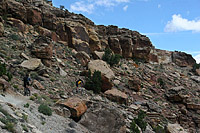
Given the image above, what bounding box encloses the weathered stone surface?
[0,22,4,36]
[7,0,27,22]
[79,103,126,133]
[105,88,128,104]
[132,32,153,62]
[196,69,200,76]
[59,67,67,77]
[88,28,101,51]
[0,78,9,91]
[7,18,26,32]
[93,51,104,59]
[20,58,42,70]
[191,76,200,83]
[88,60,115,80]
[27,7,42,25]
[31,36,53,59]
[166,86,189,103]
[108,37,122,55]
[72,38,91,54]
[167,123,187,133]
[172,51,196,67]
[128,77,141,92]
[101,75,113,92]
[36,26,59,42]
[187,103,200,111]
[107,25,119,35]
[33,80,45,90]
[119,37,133,58]
[59,97,87,118]
[75,51,90,66]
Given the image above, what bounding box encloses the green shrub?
[24,103,29,108]
[38,104,52,116]
[0,62,6,76]
[157,78,165,88]
[192,63,200,72]
[10,34,20,41]
[85,70,102,94]
[130,120,140,133]
[21,124,28,132]
[0,62,12,81]
[153,124,165,133]
[22,114,28,122]
[102,48,121,66]
[3,122,15,133]
[134,110,147,131]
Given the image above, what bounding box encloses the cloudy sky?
[52,0,200,63]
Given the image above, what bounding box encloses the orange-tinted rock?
[105,88,128,104]
[27,8,42,25]
[59,97,87,118]
[187,103,200,111]
[33,80,45,90]
[101,75,113,92]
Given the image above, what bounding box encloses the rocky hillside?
[0,0,200,133]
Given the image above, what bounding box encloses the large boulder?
[104,88,128,104]
[88,60,115,80]
[79,103,126,133]
[172,51,196,67]
[108,37,122,55]
[7,18,26,33]
[31,36,53,60]
[59,97,87,118]
[0,22,4,37]
[166,86,189,103]
[166,123,187,133]
[20,58,42,70]
[75,51,90,67]
[6,0,27,22]
[32,80,45,90]
[101,75,113,92]
[128,77,141,92]
[27,7,42,25]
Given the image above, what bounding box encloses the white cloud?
[194,54,200,63]
[123,5,128,11]
[70,0,130,13]
[70,1,94,14]
[165,14,200,32]
[158,4,161,8]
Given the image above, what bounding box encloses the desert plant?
[134,110,147,131]
[38,104,52,116]
[130,120,140,133]
[85,70,102,94]
[102,48,121,66]
[157,78,165,88]
[24,103,29,108]
[0,62,6,76]
[9,34,20,41]
[153,124,165,133]
[21,124,28,132]
[192,63,200,72]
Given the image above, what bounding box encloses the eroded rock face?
[166,86,189,103]
[27,7,42,25]
[31,36,53,60]
[6,0,27,22]
[108,37,122,55]
[119,36,133,58]
[0,78,9,91]
[105,88,128,104]
[172,51,196,67]
[128,77,141,92]
[59,97,87,118]
[79,103,126,133]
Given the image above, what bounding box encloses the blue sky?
[52,0,200,63]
